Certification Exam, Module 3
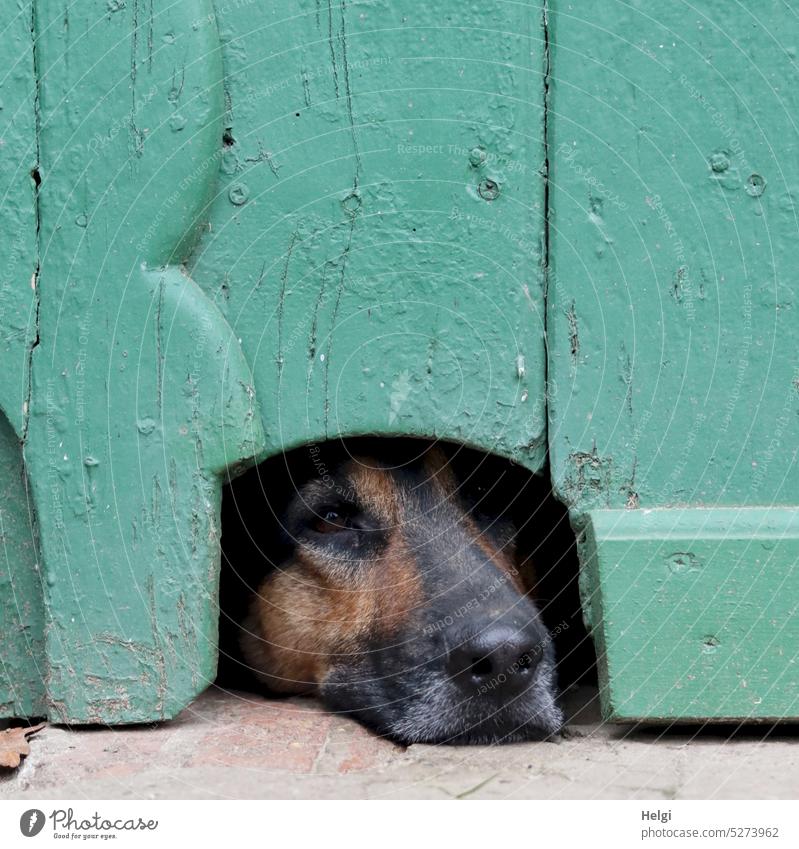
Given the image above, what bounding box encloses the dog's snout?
[446,624,546,690]
[236,439,566,744]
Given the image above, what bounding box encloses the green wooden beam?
[581,508,799,721]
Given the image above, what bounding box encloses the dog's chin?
[404,710,564,746]
[386,688,565,746]
[320,660,564,746]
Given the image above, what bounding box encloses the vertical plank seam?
[541,0,552,449]
[22,0,42,446]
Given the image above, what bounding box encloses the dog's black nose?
[446,624,546,691]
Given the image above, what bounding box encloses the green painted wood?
[0,0,38,436]
[10,0,795,727]
[548,2,799,719]
[0,0,44,718]
[0,411,44,718]
[582,508,799,720]
[1,0,547,723]
[7,0,266,723]
[188,0,549,465]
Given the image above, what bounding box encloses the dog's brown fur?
[229,439,564,744]
[242,449,529,692]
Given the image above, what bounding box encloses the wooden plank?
[548,1,799,719]
[21,0,265,723]
[0,0,39,435]
[0,412,44,718]
[188,0,549,467]
[0,0,44,718]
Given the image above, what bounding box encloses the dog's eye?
[311,509,350,534]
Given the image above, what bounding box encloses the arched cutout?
[216,438,596,711]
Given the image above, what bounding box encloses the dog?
[220,439,565,745]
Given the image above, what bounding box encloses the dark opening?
[215,438,597,699]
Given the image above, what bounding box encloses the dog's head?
[238,440,563,745]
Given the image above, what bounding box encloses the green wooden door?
[2,0,798,726]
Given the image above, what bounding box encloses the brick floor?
[2,686,798,799]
